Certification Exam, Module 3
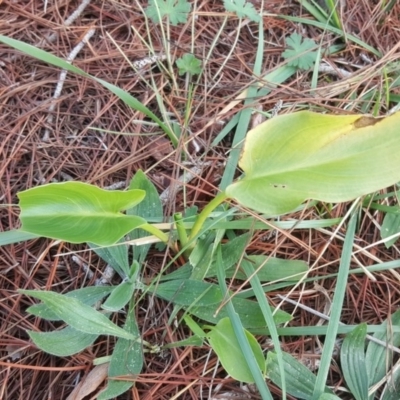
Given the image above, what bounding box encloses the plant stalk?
[140,223,170,244]
[188,191,229,242]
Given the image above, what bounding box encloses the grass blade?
[216,246,273,399]
[0,35,176,143]
[312,206,358,399]
[241,259,287,398]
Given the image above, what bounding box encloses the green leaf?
[27,286,115,321]
[192,233,251,280]
[20,290,136,340]
[183,315,207,338]
[162,335,204,348]
[266,351,333,399]
[341,323,368,400]
[152,279,224,307]
[223,0,261,22]
[0,35,176,143]
[176,54,202,76]
[226,111,400,216]
[28,326,98,356]
[282,33,318,70]
[226,255,308,282]
[89,240,130,278]
[18,182,147,246]
[145,0,191,26]
[97,305,142,400]
[0,229,39,245]
[366,309,400,393]
[381,211,400,248]
[318,394,342,400]
[128,170,163,263]
[102,280,136,312]
[207,317,265,383]
[148,279,292,328]
[381,365,400,400]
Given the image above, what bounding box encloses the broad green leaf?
[18,182,147,246]
[28,326,98,356]
[266,351,333,399]
[148,279,292,327]
[20,290,136,340]
[27,286,115,321]
[366,309,400,395]
[207,317,265,383]
[97,305,142,400]
[381,211,400,248]
[226,111,400,215]
[0,229,39,245]
[102,280,136,312]
[341,323,368,400]
[128,170,163,263]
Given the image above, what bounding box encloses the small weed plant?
[2,1,400,399]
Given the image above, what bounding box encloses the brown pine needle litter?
[1,0,400,399]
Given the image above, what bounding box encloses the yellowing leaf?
[226,111,400,215]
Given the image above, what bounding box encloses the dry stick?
[71,255,115,286]
[42,28,96,141]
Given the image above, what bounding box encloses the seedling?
[2,5,400,397]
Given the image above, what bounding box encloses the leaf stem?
[188,192,229,242]
[174,212,190,257]
[140,223,170,244]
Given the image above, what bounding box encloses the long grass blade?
[312,204,358,399]
[242,260,287,398]
[216,246,273,400]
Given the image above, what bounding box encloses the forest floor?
[1,1,400,399]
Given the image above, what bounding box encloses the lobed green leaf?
[18,182,146,246]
